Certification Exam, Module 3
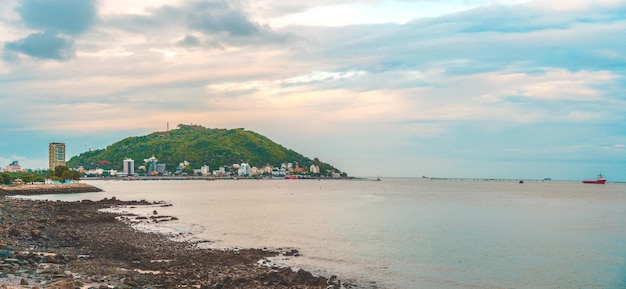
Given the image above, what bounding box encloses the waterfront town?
[1,142,343,182]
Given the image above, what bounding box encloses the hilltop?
[67,124,342,175]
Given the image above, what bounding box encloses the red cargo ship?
[582,173,606,184]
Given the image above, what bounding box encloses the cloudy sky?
[0,0,624,181]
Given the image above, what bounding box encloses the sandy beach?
[0,196,347,288]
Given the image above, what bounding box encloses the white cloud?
[0,0,624,180]
[528,0,626,12]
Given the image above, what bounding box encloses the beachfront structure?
[178,161,190,170]
[144,155,158,174]
[213,167,226,176]
[201,165,210,175]
[4,161,22,172]
[156,164,166,174]
[238,163,250,176]
[49,142,66,170]
[310,165,320,174]
[123,158,135,176]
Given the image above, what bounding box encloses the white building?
[213,166,226,176]
[123,158,135,176]
[201,165,210,175]
[309,165,320,174]
[178,161,190,170]
[238,163,250,176]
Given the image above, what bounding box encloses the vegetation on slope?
[67,124,341,175]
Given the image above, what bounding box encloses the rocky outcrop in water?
[0,183,103,196]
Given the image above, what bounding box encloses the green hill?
[67,124,342,176]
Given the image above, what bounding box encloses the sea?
[19,178,626,289]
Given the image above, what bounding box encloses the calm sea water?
[23,178,626,289]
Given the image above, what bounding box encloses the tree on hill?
[66,124,344,175]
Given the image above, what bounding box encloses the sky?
[0,0,624,181]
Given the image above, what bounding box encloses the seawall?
[0,183,103,196]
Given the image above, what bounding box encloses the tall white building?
[238,163,250,176]
[123,158,134,176]
[201,165,210,176]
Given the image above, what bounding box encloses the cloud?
[4,30,75,60]
[103,1,290,48]
[187,2,260,37]
[282,2,626,80]
[0,0,624,180]
[16,0,97,35]
[177,34,201,47]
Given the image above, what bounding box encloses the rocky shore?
[0,197,350,289]
[0,184,103,196]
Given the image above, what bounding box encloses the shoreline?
[0,183,103,196]
[0,197,352,288]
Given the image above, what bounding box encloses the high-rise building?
[48,143,66,170]
[123,158,135,176]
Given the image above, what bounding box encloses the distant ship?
[582,173,606,184]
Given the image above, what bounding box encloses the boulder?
[43,279,75,289]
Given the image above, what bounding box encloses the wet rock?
[8,227,22,237]
[31,229,42,238]
[44,279,75,289]
[1,197,343,289]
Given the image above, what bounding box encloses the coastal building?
[123,158,135,176]
[310,165,320,174]
[156,164,166,174]
[200,165,210,176]
[178,161,190,170]
[144,155,158,174]
[238,163,250,176]
[5,161,22,172]
[48,142,66,170]
[213,167,226,176]
[86,168,104,176]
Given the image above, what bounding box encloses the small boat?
[582,173,606,184]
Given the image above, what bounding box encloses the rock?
[44,279,75,289]
[31,229,42,238]
[20,278,28,285]
[8,227,21,237]
[284,249,299,256]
